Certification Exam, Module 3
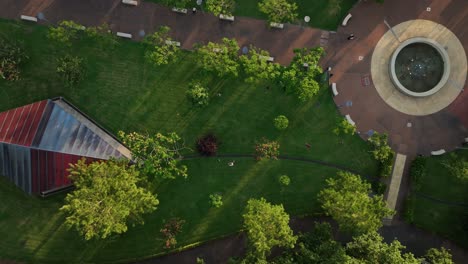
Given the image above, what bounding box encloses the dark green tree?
[144,26,179,66]
[424,247,454,264]
[48,20,85,46]
[206,0,236,16]
[56,55,85,87]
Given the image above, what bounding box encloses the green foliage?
[274,115,289,130]
[144,26,179,66]
[346,231,420,264]
[0,38,28,81]
[318,171,394,234]
[409,156,426,191]
[278,175,290,186]
[240,46,281,83]
[442,153,468,182]
[243,198,297,262]
[160,218,185,249]
[372,181,387,196]
[48,20,85,46]
[402,196,414,224]
[85,23,117,47]
[196,38,240,77]
[254,138,280,161]
[333,117,356,135]
[281,47,324,102]
[187,82,210,107]
[209,193,223,208]
[196,257,206,264]
[163,0,190,8]
[60,159,159,240]
[368,132,395,177]
[56,55,85,87]
[424,247,454,264]
[118,131,188,181]
[206,0,236,16]
[258,0,298,23]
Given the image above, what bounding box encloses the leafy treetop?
[258,0,298,23]
[205,0,236,16]
[195,37,240,77]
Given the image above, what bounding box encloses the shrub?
[333,117,356,135]
[372,182,387,195]
[274,115,289,130]
[48,20,85,46]
[187,83,210,107]
[209,193,223,208]
[0,38,28,81]
[278,175,290,186]
[368,132,395,178]
[254,139,280,161]
[196,134,218,156]
[410,156,426,191]
[56,55,85,87]
[160,218,185,249]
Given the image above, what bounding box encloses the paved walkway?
[0,0,329,65]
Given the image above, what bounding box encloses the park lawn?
[0,19,379,262]
[408,150,468,248]
[147,0,358,30]
[0,158,340,263]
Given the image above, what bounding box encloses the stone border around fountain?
[389,37,450,98]
[371,19,467,116]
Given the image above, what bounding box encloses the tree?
[442,153,468,182]
[274,115,289,130]
[254,138,280,161]
[195,38,240,77]
[144,26,179,66]
[424,247,454,264]
[318,171,394,234]
[196,134,218,156]
[187,82,210,107]
[118,131,188,180]
[56,55,85,87]
[368,132,395,177]
[333,117,356,135]
[240,46,281,83]
[209,193,223,208]
[163,0,190,8]
[48,20,85,46]
[205,0,236,16]
[243,198,297,262]
[85,23,118,47]
[258,0,298,23]
[278,175,290,186]
[346,231,420,264]
[0,38,28,81]
[60,159,159,240]
[281,47,324,101]
[160,218,185,249]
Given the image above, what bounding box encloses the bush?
[160,218,185,249]
[368,132,395,178]
[187,83,210,107]
[196,134,218,156]
[209,193,223,208]
[410,157,426,191]
[274,115,289,130]
[0,38,28,81]
[278,175,290,186]
[56,55,85,87]
[48,20,85,46]
[371,182,387,195]
[254,138,280,161]
[333,117,356,135]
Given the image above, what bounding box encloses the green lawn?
[0,20,378,262]
[147,0,358,30]
[408,151,468,248]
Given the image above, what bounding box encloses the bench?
[219,14,235,22]
[165,40,181,47]
[122,0,138,6]
[345,114,355,126]
[116,32,132,39]
[259,55,274,62]
[270,22,284,29]
[331,83,338,96]
[172,7,188,14]
[20,15,37,22]
[431,149,446,156]
[342,13,352,26]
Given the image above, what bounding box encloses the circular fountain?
[389,37,450,97]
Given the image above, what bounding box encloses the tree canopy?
[118,131,188,181]
[240,46,281,83]
[258,0,298,23]
[442,153,468,182]
[318,171,394,234]
[424,247,454,264]
[60,159,159,240]
[206,0,236,16]
[143,26,179,66]
[195,37,240,77]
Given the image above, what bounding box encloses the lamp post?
[303,16,310,28]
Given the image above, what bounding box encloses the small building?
[0,98,131,196]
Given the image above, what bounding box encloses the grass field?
[147,0,358,30]
[408,151,468,248]
[0,20,378,262]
